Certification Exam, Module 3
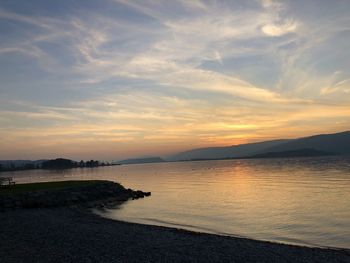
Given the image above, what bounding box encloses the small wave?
[130,217,247,238]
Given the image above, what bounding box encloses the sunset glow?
[1,0,349,160]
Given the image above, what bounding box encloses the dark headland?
[0,181,349,263]
[169,130,350,161]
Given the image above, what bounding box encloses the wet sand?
[0,208,349,263]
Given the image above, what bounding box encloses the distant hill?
[167,139,290,161]
[261,131,350,155]
[168,131,350,161]
[249,148,335,159]
[117,157,165,165]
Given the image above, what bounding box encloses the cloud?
[0,0,349,159]
[262,20,298,36]
[320,79,350,96]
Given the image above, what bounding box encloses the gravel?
[0,208,349,263]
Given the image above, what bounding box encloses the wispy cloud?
[262,20,298,36]
[0,0,349,159]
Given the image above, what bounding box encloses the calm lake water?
[4,156,350,249]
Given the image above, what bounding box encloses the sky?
[0,0,350,160]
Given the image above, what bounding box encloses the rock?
[0,181,151,209]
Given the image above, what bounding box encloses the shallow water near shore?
[4,156,350,249]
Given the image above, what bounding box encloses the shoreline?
[1,207,349,263]
[94,211,346,251]
[98,213,350,252]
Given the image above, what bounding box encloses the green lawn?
[0,180,107,194]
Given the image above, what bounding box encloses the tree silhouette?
[42,158,77,169]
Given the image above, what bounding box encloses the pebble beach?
[0,207,349,263]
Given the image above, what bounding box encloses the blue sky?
[0,0,350,160]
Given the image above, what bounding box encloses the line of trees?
[0,159,114,172]
[42,158,113,169]
[80,160,99,168]
[0,163,39,172]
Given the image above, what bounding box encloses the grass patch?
[0,180,108,194]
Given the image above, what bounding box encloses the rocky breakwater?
[0,180,151,210]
